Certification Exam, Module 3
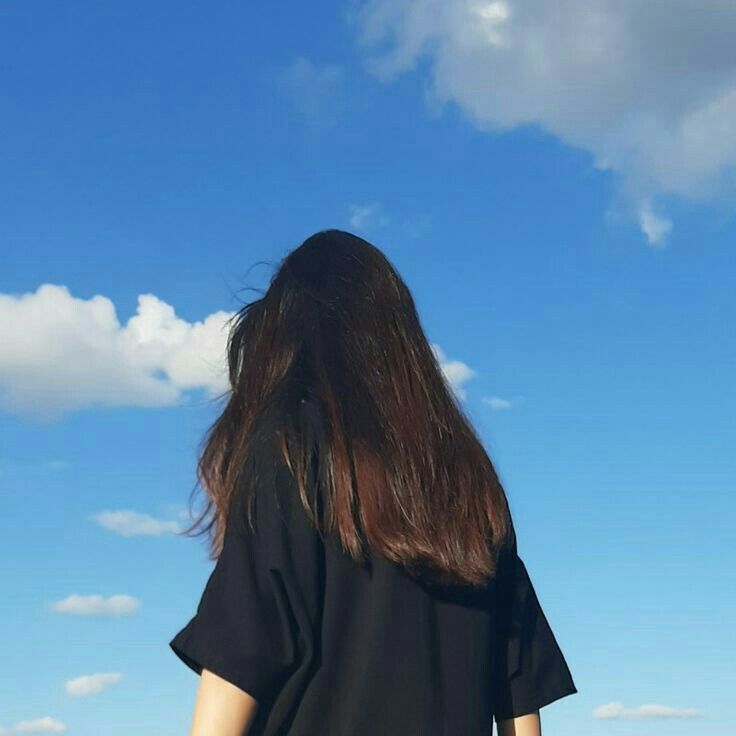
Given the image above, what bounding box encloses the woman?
[169,229,578,735]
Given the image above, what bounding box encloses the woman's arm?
[497,709,541,736]
[188,668,259,736]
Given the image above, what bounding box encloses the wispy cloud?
[11,717,67,733]
[51,594,140,616]
[482,396,512,410]
[432,343,475,401]
[354,0,736,244]
[593,702,703,720]
[348,202,389,232]
[45,460,71,471]
[638,201,673,247]
[0,284,233,421]
[276,56,345,124]
[65,672,123,697]
[90,510,181,537]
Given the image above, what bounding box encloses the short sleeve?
[492,524,578,723]
[168,426,324,704]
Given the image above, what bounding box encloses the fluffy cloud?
[65,672,123,697]
[593,701,702,719]
[0,284,232,421]
[12,718,67,733]
[353,0,736,243]
[51,594,140,616]
[1,284,475,419]
[90,510,181,537]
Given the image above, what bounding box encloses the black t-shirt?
[169,414,577,734]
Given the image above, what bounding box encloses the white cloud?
[90,509,181,537]
[482,396,512,410]
[0,285,479,419]
[51,594,140,616]
[353,0,736,243]
[348,202,389,231]
[65,672,123,697]
[593,701,702,720]
[12,717,66,733]
[431,343,475,400]
[0,284,233,421]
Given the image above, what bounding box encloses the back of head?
[188,228,512,588]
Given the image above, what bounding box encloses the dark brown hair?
[181,228,512,587]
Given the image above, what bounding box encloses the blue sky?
[2,1,735,734]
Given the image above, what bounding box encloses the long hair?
[181,228,512,587]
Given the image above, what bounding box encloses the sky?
[1,1,735,734]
